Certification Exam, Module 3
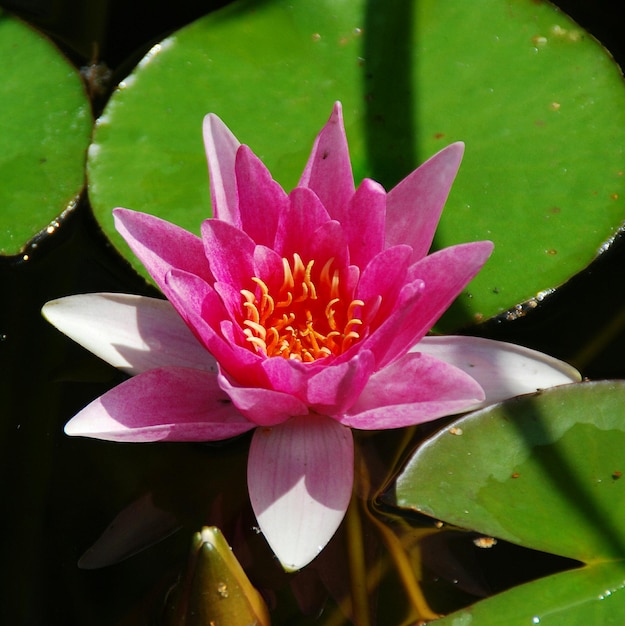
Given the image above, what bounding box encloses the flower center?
[240,253,364,362]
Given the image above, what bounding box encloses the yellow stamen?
[240,253,366,361]
[243,319,267,340]
[276,291,293,308]
[282,257,294,290]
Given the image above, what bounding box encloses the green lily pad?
[432,560,625,626]
[88,0,625,331]
[0,10,92,255]
[393,381,625,623]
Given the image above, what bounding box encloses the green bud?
[164,526,270,626]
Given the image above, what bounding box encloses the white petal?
[248,415,354,571]
[42,293,215,375]
[414,335,581,407]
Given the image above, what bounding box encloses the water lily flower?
[43,103,580,572]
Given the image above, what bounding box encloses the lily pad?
[432,561,625,626]
[88,0,625,331]
[0,10,92,255]
[392,381,625,623]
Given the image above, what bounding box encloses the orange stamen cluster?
[240,253,365,362]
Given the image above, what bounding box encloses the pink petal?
[405,240,494,340]
[385,142,464,262]
[113,208,212,297]
[306,350,376,415]
[212,280,248,328]
[248,415,354,571]
[260,355,310,398]
[203,113,241,226]
[357,244,413,321]
[65,367,254,442]
[344,264,361,299]
[164,269,263,385]
[235,145,288,247]
[305,220,349,273]
[200,218,256,287]
[353,278,425,368]
[217,370,309,426]
[253,244,284,291]
[415,335,581,406]
[343,178,387,269]
[340,351,485,429]
[358,242,491,370]
[163,268,227,348]
[42,293,216,375]
[298,102,355,220]
[274,187,332,259]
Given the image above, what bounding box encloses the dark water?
[2,0,625,624]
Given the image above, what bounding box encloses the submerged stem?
[346,494,371,626]
[359,429,440,623]
[365,513,440,623]
[571,301,625,369]
[320,433,441,625]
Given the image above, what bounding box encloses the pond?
[3,0,625,624]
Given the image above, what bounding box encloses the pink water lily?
[43,103,580,571]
